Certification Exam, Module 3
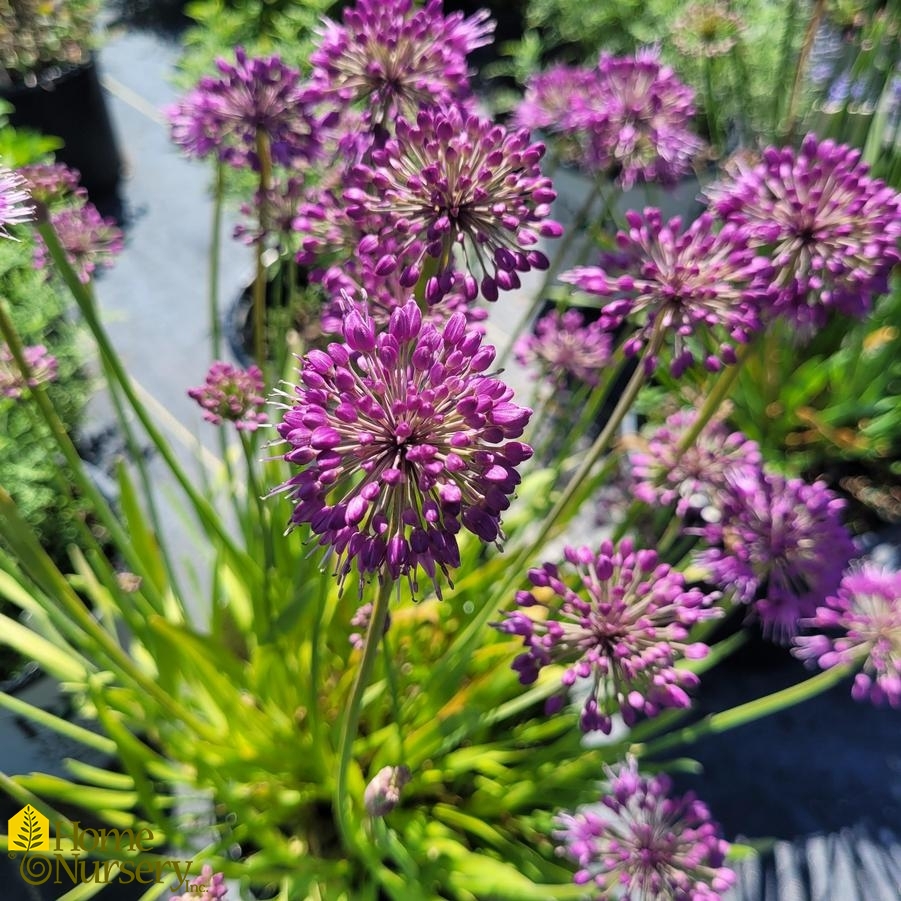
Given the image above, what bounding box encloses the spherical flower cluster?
[514,308,612,388]
[580,49,703,188]
[794,566,901,708]
[34,203,124,283]
[0,344,58,399]
[347,106,562,304]
[708,133,901,326]
[234,177,307,251]
[17,162,83,206]
[671,1,745,59]
[494,539,720,734]
[310,0,494,125]
[187,362,269,431]
[170,865,228,901]
[167,49,322,169]
[272,299,532,595]
[562,209,771,375]
[0,166,34,236]
[629,410,762,518]
[698,469,855,642]
[554,757,735,899]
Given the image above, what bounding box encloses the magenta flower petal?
[187,362,269,431]
[0,167,34,236]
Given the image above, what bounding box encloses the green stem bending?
[335,578,393,851]
[782,0,827,141]
[633,663,855,758]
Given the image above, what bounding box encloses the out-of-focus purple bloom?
[514,308,612,387]
[294,185,369,268]
[562,209,771,376]
[708,134,901,326]
[167,49,322,169]
[364,765,411,817]
[494,539,720,734]
[580,49,703,188]
[0,166,34,236]
[794,566,901,708]
[698,469,854,642]
[187,362,269,431]
[235,176,306,252]
[170,865,228,901]
[310,0,494,125]
[554,757,735,899]
[272,299,532,596]
[347,106,562,304]
[0,344,58,399]
[629,410,762,518]
[17,163,83,206]
[348,600,392,649]
[34,203,124,283]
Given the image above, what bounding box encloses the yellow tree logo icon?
[8,805,49,854]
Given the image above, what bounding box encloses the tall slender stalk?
[782,0,827,141]
[253,129,273,372]
[209,160,225,359]
[335,577,393,851]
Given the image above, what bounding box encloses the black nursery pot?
[2,57,124,209]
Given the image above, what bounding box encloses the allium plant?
[629,410,762,518]
[167,48,322,169]
[708,134,901,326]
[17,162,83,206]
[347,106,562,303]
[580,49,704,188]
[272,299,532,594]
[514,308,612,388]
[562,209,772,375]
[34,202,124,283]
[187,361,269,431]
[794,566,901,708]
[0,166,33,235]
[169,866,228,901]
[554,757,735,899]
[698,469,855,642]
[310,0,494,125]
[0,343,58,398]
[495,539,721,733]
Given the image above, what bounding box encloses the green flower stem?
[253,129,273,374]
[445,347,650,667]
[240,430,273,636]
[496,181,604,369]
[782,0,827,142]
[209,160,224,359]
[382,628,406,766]
[632,663,855,759]
[0,296,163,608]
[36,219,252,571]
[772,0,801,136]
[704,56,721,151]
[335,577,393,852]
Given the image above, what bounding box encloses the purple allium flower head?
[170,865,228,901]
[577,49,703,188]
[34,203,124,283]
[698,469,854,642]
[347,106,562,304]
[629,410,762,518]
[794,566,901,708]
[272,298,532,596]
[562,209,771,375]
[554,757,735,899]
[310,0,494,125]
[187,362,269,431]
[495,539,721,733]
[17,162,83,206]
[234,176,306,252]
[514,308,612,388]
[0,344,58,399]
[349,600,392,649]
[364,764,411,817]
[708,134,901,326]
[0,166,34,236]
[167,49,322,169]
